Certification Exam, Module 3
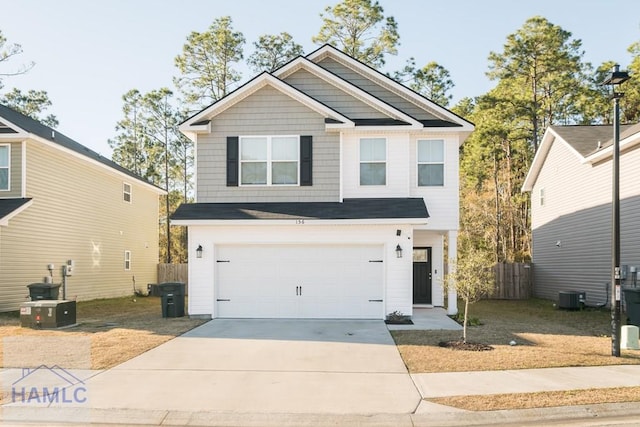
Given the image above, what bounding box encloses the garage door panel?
[216,244,383,319]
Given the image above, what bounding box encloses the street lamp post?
[602,64,629,357]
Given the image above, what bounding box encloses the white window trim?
[417,139,445,187]
[0,144,10,192]
[124,250,131,271]
[239,135,300,186]
[539,187,545,206]
[123,182,132,203]
[359,137,387,186]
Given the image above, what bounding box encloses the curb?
[2,402,640,426]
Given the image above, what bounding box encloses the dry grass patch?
[428,386,640,411]
[392,299,640,373]
[0,296,206,370]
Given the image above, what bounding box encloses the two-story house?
[172,45,473,320]
[522,123,640,304]
[0,104,165,312]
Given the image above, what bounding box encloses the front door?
[413,247,432,304]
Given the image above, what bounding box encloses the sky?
[1,0,639,157]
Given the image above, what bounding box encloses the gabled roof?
[179,72,354,138]
[171,198,429,224]
[306,44,474,132]
[0,198,32,226]
[273,56,422,128]
[0,104,165,194]
[522,123,640,192]
[180,45,474,139]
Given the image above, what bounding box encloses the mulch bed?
[438,340,494,351]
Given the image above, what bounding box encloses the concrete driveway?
[84,319,421,414]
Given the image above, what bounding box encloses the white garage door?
[215,244,384,319]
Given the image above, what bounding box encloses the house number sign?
[296,219,305,225]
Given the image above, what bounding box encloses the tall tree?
[174,16,245,110]
[487,16,587,151]
[248,32,304,73]
[312,0,399,68]
[110,88,194,263]
[109,90,146,176]
[0,30,34,90]
[621,40,640,123]
[0,88,58,127]
[393,58,454,106]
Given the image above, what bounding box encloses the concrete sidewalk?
[413,365,640,414]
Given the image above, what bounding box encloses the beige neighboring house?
[0,104,165,312]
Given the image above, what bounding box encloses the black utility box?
[27,283,61,301]
[20,300,77,329]
[624,288,640,327]
[159,282,185,318]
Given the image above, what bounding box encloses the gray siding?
[196,85,340,203]
[316,57,439,121]
[531,137,640,305]
[532,195,640,304]
[283,69,388,119]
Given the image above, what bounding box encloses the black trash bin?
[159,282,185,318]
[623,288,640,327]
[27,283,61,301]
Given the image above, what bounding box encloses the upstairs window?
[0,145,9,191]
[240,136,299,185]
[124,250,131,271]
[418,139,444,186]
[360,138,386,185]
[123,182,132,203]
[540,188,545,206]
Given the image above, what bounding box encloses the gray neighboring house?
[522,123,640,304]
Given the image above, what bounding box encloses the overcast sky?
[1,0,639,156]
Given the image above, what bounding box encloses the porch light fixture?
[196,245,203,259]
[602,64,630,357]
[395,244,403,258]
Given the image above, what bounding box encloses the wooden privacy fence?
[158,263,188,286]
[489,262,532,300]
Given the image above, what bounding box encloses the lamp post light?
[602,64,630,357]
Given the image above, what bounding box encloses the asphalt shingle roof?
[172,198,429,221]
[0,104,162,189]
[0,198,31,221]
[551,124,637,157]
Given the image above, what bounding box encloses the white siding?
[341,133,410,198]
[187,223,413,319]
[409,134,460,230]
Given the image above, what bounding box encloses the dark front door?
[413,247,432,304]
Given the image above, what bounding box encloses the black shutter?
[300,135,312,186]
[227,136,239,186]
